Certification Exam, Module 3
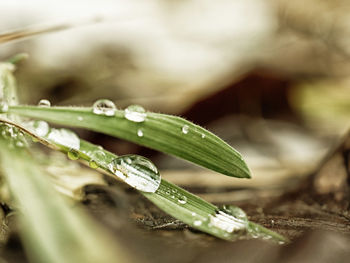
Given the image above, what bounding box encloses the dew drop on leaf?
[67,148,79,160]
[108,154,161,193]
[124,105,147,123]
[77,116,84,121]
[47,128,80,150]
[201,133,205,139]
[178,195,187,205]
[38,99,51,107]
[209,206,248,234]
[92,99,116,116]
[182,125,189,134]
[137,129,143,137]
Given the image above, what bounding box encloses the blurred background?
[1,0,350,201]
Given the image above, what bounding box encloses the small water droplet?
[38,99,51,107]
[201,133,205,139]
[47,128,80,150]
[182,125,189,134]
[0,102,8,113]
[77,116,84,121]
[178,195,187,205]
[271,219,275,226]
[124,105,147,123]
[137,129,143,137]
[67,148,79,160]
[92,99,116,116]
[194,220,202,226]
[278,241,285,245]
[108,155,161,193]
[191,212,197,217]
[89,159,98,169]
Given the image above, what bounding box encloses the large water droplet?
[182,125,189,134]
[0,102,8,113]
[67,148,79,160]
[47,128,80,150]
[92,99,116,116]
[209,206,248,233]
[108,154,161,193]
[124,105,147,123]
[137,129,143,137]
[27,120,49,137]
[178,195,187,205]
[38,99,51,107]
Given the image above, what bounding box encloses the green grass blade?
[0,141,132,263]
[0,118,285,243]
[7,105,251,178]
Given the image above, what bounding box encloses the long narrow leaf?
[8,105,250,178]
[0,118,285,243]
[0,141,132,263]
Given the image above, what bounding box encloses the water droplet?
[28,120,49,137]
[89,159,98,169]
[92,99,116,116]
[209,206,248,233]
[38,99,51,107]
[201,133,205,139]
[137,129,143,137]
[194,220,202,226]
[124,105,146,123]
[67,148,79,160]
[178,195,187,205]
[108,155,161,193]
[77,116,84,121]
[191,212,197,217]
[47,128,80,150]
[278,241,285,245]
[271,219,275,226]
[0,102,8,113]
[182,125,189,134]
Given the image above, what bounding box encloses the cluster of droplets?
[0,123,27,148]
[164,187,188,205]
[181,124,206,139]
[107,154,161,193]
[91,100,148,137]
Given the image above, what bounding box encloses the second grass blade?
[8,105,251,178]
